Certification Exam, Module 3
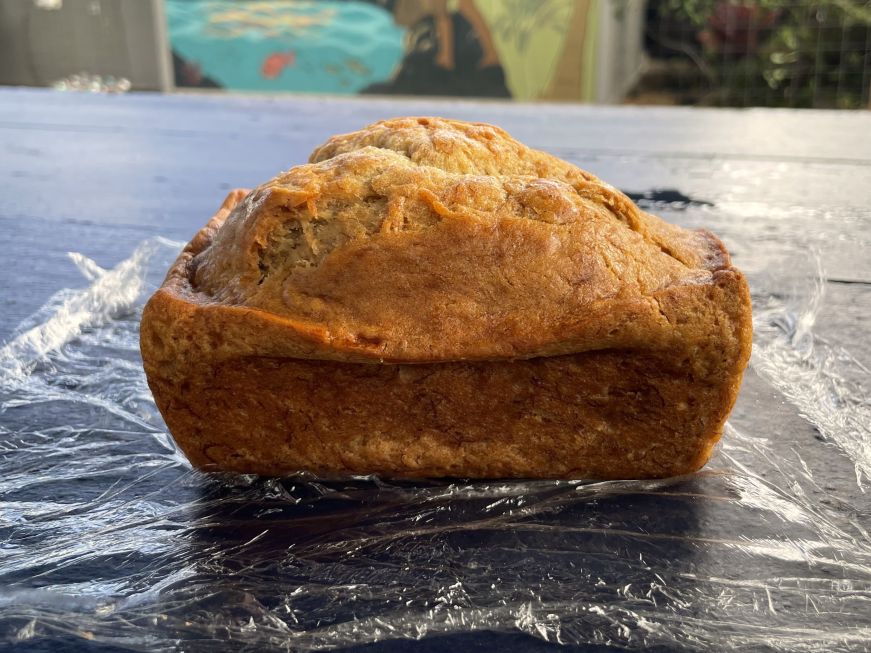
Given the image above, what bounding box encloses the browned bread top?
[155,117,748,368]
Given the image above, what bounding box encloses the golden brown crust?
[140,117,752,479]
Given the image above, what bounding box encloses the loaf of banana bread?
[140,117,752,479]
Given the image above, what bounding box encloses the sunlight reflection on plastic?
[1,226,869,651]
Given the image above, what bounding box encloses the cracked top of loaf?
[168,117,743,363]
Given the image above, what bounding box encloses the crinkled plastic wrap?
[2,204,870,651]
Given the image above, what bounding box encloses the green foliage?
[660,0,871,108]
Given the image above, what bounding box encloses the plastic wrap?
[2,209,870,651]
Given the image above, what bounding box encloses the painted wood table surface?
[1,88,870,653]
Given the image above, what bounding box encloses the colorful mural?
[167,0,600,100]
[167,1,405,94]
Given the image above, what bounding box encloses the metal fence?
[633,0,871,109]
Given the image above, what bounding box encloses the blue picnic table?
[1,88,870,652]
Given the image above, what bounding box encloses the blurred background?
[0,0,869,108]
